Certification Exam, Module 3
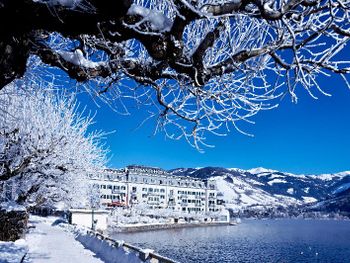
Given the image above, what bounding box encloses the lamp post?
[91,207,95,230]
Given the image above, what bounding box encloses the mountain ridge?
[169,166,350,217]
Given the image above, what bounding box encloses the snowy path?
[25,216,104,263]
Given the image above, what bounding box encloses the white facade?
[90,166,221,214]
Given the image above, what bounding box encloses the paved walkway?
[25,216,103,263]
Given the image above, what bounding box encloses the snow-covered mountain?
[169,167,350,214]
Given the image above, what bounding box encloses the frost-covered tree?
[0,84,107,208]
[1,0,350,147]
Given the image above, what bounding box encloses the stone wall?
[0,209,28,241]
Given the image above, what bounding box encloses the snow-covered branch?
[0,0,350,148]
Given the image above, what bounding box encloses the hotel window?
[107,185,112,189]
[160,189,165,193]
[132,187,137,192]
[142,188,147,192]
[121,186,126,190]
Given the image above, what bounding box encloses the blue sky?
[77,74,350,175]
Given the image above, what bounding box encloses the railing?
[111,189,124,194]
[87,229,179,263]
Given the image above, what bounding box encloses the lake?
[111,219,350,263]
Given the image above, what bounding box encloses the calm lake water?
[111,219,350,263]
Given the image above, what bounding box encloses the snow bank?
[0,239,27,263]
[75,231,148,263]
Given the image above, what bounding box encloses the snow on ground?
[267,178,287,185]
[302,196,318,203]
[0,239,27,263]
[75,231,146,263]
[309,171,350,181]
[25,215,103,263]
[247,167,278,175]
[287,188,294,195]
[214,176,282,209]
[21,215,151,263]
[274,195,300,205]
[332,183,350,195]
[335,171,350,177]
[316,174,336,181]
[269,174,285,179]
[245,178,265,186]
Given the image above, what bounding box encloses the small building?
[69,209,109,231]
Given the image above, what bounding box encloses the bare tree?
[0,84,107,208]
[1,0,349,147]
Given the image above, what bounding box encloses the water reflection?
[111,219,350,263]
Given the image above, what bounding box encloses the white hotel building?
[90,165,221,213]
